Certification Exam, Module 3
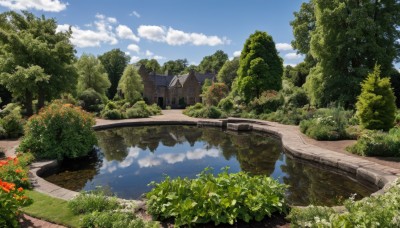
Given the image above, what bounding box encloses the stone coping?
[31,117,400,202]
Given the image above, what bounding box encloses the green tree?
[234,31,283,102]
[161,59,188,75]
[0,66,49,115]
[217,57,239,89]
[304,0,400,107]
[283,62,309,87]
[98,49,130,99]
[117,65,143,103]
[0,11,78,115]
[198,50,228,74]
[356,65,396,131]
[76,54,111,97]
[135,59,161,74]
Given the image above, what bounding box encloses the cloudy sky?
[0,0,311,66]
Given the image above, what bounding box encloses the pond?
[42,125,377,206]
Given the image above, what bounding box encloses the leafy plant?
[146,167,288,227]
[249,90,284,114]
[183,103,224,119]
[347,127,400,157]
[68,188,120,215]
[18,101,97,161]
[0,153,34,188]
[81,211,159,228]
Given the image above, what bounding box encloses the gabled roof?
[149,74,174,87]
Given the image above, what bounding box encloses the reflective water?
[42,125,376,206]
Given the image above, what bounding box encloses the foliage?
[356,65,396,131]
[299,107,354,140]
[198,50,228,74]
[0,153,33,189]
[347,127,400,157]
[0,11,78,115]
[23,190,82,228]
[146,167,287,227]
[289,181,400,227]
[18,101,97,161]
[283,62,311,87]
[183,103,224,119]
[217,57,239,89]
[0,153,33,228]
[0,104,24,138]
[218,97,234,113]
[118,65,143,104]
[126,102,161,118]
[98,49,131,99]
[76,54,111,97]
[203,83,229,106]
[136,59,161,74]
[161,59,188,75]
[233,30,283,102]
[287,87,309,108]
[303,0,400,107]
[68,189,120,215]
[81,211,159,228]
[101,109,123,120]
[0,179,32,227]
[261,107,314,125]
[78,88,105,113]
[249,90,284,114]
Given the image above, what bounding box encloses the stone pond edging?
[30,116,400,203]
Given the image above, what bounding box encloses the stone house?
[138,65,215,108]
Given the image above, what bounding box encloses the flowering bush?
[0,179,32,227]
[0,153,33,188]
[18,100,97,160]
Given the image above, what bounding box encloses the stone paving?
[2,109,400,227]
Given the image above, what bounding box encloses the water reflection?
[43,125,376,206]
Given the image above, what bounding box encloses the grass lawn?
[22,190,81,228]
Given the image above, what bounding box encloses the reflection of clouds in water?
[138,155,163,168]
[158,153,186,164]
[119,147,140,168]
[186,148,219,160]
[101,146,221,172]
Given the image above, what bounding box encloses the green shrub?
[104,101,118,111]
[101,109,123,119]
[146,168,288,227]
[261,107,315,125]
[0,153,34,188]
[218,97,234,113]
[0,104,24,139]
[299,107,353,140]
[289,181,400,227]
[249,90,284,114]
[148,103,162,115]
[18,101,97,160]
[78,88,104,113]
[356,65,396,131]
[81,211,159,228]
[287,87,309,108]
[68,189,120,215]
[396,110,400,126]
[347,127,400,156]
[0,126,7,139]
[183,103,224,119]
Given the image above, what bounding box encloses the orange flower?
[18,187,23,192]
[15,169,22,174]
[1,186,10,193]
[21,178,28,181]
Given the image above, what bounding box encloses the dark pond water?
[42,125,377,206]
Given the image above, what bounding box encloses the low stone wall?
[31,117,400,201]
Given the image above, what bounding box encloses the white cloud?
[153,55,165,60]
[130,11,141,18]
[137,25,166,42]
[127,44,140,53]
[145,50,153,57]
[186,148,219,160]
[138,155,163,168]
[158,153,186,164]
[0,0,67,12]
[276,43,293,51]
[233,51,241,57]
[118,147,140,168]
[107,17,117,24]
[116,25,140,42]
[285,52,303,60]
[130,56,140,63]
[138,25,230,46]
[56,14,118,48]
[284,63,298,67]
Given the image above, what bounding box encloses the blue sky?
[0,0,309,66]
